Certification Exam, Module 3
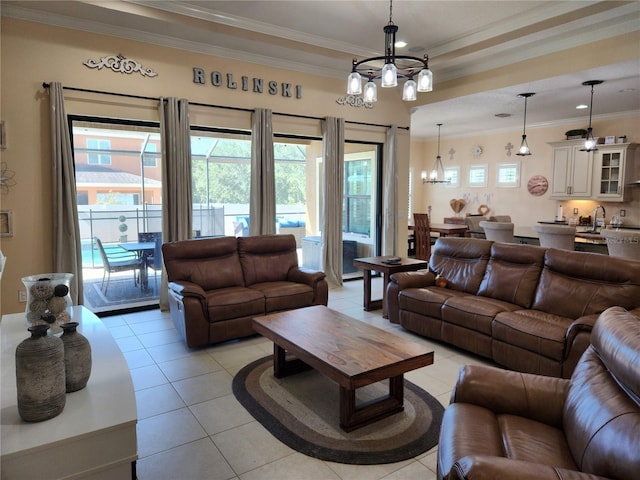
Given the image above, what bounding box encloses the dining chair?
[93,236,142,294]
[533,224,576,250]
[464,215,487,239]
[413,213,432,261]
[479,221,514,243]
[600,229,640,261]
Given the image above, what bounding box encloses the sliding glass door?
[71,118,162,314]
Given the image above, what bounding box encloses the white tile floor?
[102,277,493,480]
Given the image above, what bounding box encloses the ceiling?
[3,0,639,139]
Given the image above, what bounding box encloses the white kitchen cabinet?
[549,140,593,199]
[593,143,638,202]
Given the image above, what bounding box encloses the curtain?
[50,82,83,305]
[249,108,275,236]
[160,97,192,310]
[322,117,345,286]
[382,125,398,255]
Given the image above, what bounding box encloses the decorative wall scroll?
[83,54,158,78]
[336,95,375,109]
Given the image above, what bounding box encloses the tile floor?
[102,277,494,480]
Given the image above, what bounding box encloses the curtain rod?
[42,82,409,131]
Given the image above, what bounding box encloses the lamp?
[423,123,450,184]
[516,92,535,156]
[347,0,432,102]
[580,80,604,152]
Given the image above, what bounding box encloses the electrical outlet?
[620,209,626,217]
[573,208,579,215]
[19,290,27,303]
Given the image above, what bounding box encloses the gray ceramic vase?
[15,325,66,422]
[60,322,92,392]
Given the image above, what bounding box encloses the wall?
[411,115,640,227]
[0,17,412,314]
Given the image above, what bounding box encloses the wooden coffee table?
[353,256,428,318]
[252,305,434,432]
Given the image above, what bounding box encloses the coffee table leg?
[272,344,310,378]
[339,375,405,432]
[362,269,383,312]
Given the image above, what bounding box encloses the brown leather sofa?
[162,234,328,347]
[387,237,640,378]
[437,306,640,480]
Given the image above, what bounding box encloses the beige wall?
[0,18,412,314]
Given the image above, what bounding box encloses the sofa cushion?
[532,248,640,318]
[429,237,492,294]
[238,234,299,286]
[163,237,245,291]
[492,310,572,361]
[206,286,265,322]
[399,287,468,320]
[443,296,520,335]
[249,281,314,312]
[563,307,640,479]
[477,242,545,308]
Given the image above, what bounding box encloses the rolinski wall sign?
[193,68,302,100]
[83,54,158,77]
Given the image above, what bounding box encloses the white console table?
[1,306,137,479]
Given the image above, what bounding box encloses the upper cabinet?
[549,141,638,202]
[549,140,592,199]
[593,143,638,202]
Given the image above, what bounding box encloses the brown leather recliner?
[162,234,328,347]
[437,306,640,480]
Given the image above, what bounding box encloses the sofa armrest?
[447,455,611,480]
[451,365,569,428]
[168,280,207,300]
[287,267,328,306]
[389,269,435,289]
[385,270,435,324]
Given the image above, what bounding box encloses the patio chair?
[93,236,142,294]
[139,232,163,289]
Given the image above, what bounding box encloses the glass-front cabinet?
[593,143,638,202]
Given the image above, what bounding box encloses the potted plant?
[118,215,128,242]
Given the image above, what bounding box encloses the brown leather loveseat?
[387,237,640,378]
[437,306,640,479]
[162,234,328,347]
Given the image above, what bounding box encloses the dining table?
[409,222,469,237]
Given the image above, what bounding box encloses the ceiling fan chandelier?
[580,80,604,152]
[422,123,450,184]
[346,0,433,103]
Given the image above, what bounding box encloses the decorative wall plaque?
[83,54,158,78]
[336,95,374,109]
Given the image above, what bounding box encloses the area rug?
[83,279,159,309]
[232,355,444,465]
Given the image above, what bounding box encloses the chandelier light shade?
[347,0,432,102]
[423,123,450,184]
[580,80,604,152]
[516,92,535,156]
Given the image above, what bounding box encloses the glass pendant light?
[516,92,535,156]
[417,57,432,92]
[402,79,417,101]
[381,62,397,87]
[580,80,603,152]
[363,79,377,102]
[347,69,362,95]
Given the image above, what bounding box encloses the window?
[142,142,159,167]
[86,139,111,165]
[444,166,460,187]
[468,164,488,187]
[496,161,521,187]
[343,158,372,235]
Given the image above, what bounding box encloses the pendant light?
[580,80,603,152]
[516,93,535,156]
[422,124,450,184]
[346,0,433,102]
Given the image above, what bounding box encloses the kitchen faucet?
[593,205,606,232]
